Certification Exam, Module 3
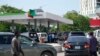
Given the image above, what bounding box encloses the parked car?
[0,32,57,56]
[63,36,90,56]
[21,32,39,42]
[94,29,100,40]
[21,32,48,43]
[57,32,69,41]
[68,31,86,37]
[93,29,100,53]
[37,32,48,42]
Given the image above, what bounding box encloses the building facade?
[80,0,100,16]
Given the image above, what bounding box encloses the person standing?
[47,33,52,43]
[11,31,24,56]
[89,32,98,56]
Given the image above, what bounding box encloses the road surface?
[57,52,100,56]
[57,52,64,56]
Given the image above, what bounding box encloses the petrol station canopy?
[0,9,73,26]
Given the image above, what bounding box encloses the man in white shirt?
[11,31,24,56]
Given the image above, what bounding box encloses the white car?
[21,32,39,42]
[21,32,48,43]
[37,32,48,42]
[94,29,100,41]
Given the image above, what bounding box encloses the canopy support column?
[34,19,37,32]
[28,19,31,32]
[39,20,42,32]
[47,20,50,33]
[11,20,16,32]
[57,21,59,33]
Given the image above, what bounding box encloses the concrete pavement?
[57,52,100,56]
[46,43,62,52]
[46,43,100,56]
[57,52,64,56]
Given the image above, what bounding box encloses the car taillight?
[63,43,71,48]
[84,42,90,48]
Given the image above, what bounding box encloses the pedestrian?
[11,31,24,56]
[89,32,98,56]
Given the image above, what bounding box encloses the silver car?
[0,32,57,56]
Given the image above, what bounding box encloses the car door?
[0,34,14,56]
[19,35,35,56]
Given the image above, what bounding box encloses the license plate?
[75,46,80,49]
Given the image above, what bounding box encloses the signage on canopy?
[89,18,100,28]
[28,9,36,19]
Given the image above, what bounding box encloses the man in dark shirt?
[89,32,98,56]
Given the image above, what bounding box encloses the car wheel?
[41,52,53,56]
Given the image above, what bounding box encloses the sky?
[0,0,80,16]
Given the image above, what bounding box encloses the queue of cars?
[0,31,99,56]
[0,32,57,56]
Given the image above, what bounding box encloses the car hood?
[0,44,11,51]
[35,43,56,50]
[35,43,53,47]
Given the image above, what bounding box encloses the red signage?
[89,18,100,27]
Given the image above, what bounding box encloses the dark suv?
[0,32,57,56]
[63,36,90,56]
[69,31,86,37]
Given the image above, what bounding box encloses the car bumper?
[53,49,57,56]
[65,50,89,56]
[98,47,100,53]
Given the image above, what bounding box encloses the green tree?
[15,24,27,32]
[0,22,11,32]
[50,25,57,32]
[0,5,25,14]
[0,5,26,32]
[60,10,91,32]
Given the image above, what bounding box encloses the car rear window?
[0,35,14,44]
[67,36,87,42]
[70,32,85,36]
[41,34,47,37]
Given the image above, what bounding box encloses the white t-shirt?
[11,37,20,54]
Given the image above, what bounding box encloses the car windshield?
[70,32,85,36]
[41,34,47,37]
[0,35,14,44]
[19,35,32,45]
[67,36,87,42]
[0,35,32,44]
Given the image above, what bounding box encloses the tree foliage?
[0,5,26,32]
[60,10,91,32]
[0,5,25,14]
[0,22,11,32]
